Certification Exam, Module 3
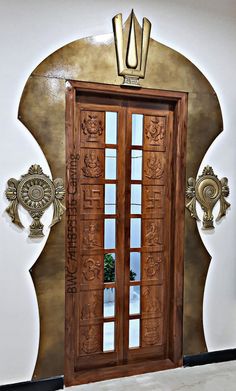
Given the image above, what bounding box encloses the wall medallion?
[186,165,230,229]
[5,164,66,238]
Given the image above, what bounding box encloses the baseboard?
[1,350,236,389]
[0,376,64,391]
[184,348,236,367]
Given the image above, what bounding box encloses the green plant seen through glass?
[104,253,136,283]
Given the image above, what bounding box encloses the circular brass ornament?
[5,164,65,238]
[18,175,55,211]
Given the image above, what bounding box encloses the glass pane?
[105,148,117,179]
[131,184,142,214]
[106,112,117,144]
[105,184,116,214]
[132,114,143,146]
[103,322,115,351]
[130,252,141,281]
[104,288,115,317]
[104,253,116,283]
[129,319,140,348]
[131,150,142,180]
[104,219,116,249]
[130,218,141,248]
[129,286,140,315]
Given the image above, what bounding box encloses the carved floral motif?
[145,153,164,179]
[82,151,102,178]
[82,114,103,142]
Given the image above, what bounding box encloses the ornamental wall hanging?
[5,164,66,238]
[186,165,230,229]
[113,9,151,86]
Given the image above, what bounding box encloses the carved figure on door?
[143,320,161,346]
[82,151,102,178]
[83,223,101,248]
[81,326,101,354]
[145,117,165,145]
[143,287,161,314]
[82,114,103,142]
[81,293,100,319]
[145,222,162,246]
[145,153,164,179]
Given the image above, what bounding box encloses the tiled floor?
[66,360,236,390]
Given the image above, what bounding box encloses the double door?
[65,82,186,386]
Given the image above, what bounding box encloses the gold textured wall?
[19,16,222,379]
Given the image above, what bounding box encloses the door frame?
[65,80,188,386]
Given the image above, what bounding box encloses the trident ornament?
[186,166,230,229]
[113,10,151,87]
[5,164,66,238]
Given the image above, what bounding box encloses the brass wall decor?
[113,10,151,86]
[6,164,65,238]
[186,165,230,229]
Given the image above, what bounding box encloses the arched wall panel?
[19,21,222,379]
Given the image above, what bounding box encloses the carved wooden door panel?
[74,103,124,372]
[65,82,187,386]
[125,107,173,364]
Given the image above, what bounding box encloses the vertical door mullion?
[116,107,126,364]
[123,108,132,361]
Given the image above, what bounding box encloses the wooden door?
[65,82,187,386]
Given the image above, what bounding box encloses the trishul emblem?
[5,164,66,238]
[113,10,151,87]
[186,165,230,229]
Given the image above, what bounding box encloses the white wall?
[0,0,236,385]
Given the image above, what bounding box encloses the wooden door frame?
[65,80,187,386]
